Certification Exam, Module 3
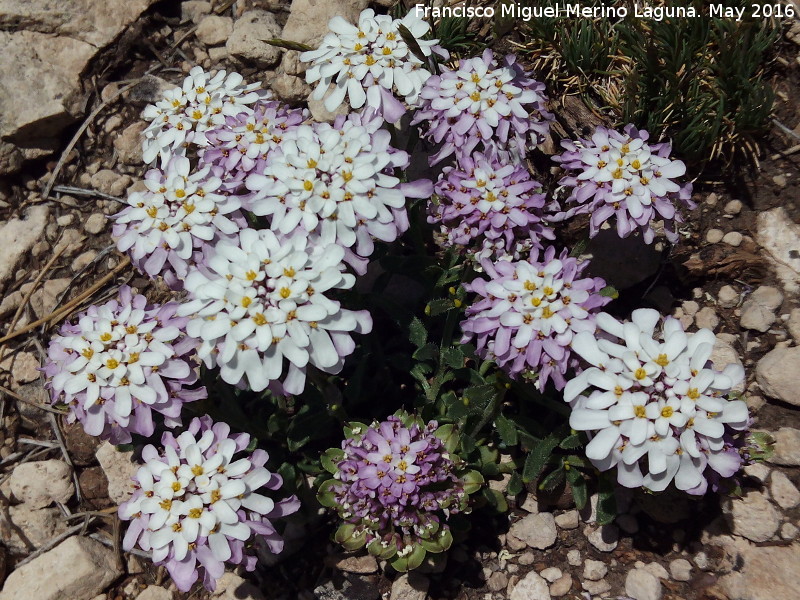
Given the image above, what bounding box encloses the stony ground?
[1,2,800,600]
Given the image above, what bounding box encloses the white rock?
[0,536,122,600]
[554,510,579,530]
[281,0,370,47]
[724,490,780,542]
[540,567,562,583]
[270,72,312,103]
[583,559,607,581]
[549,573,572,597]
[390,572,429,600]
[724,199,743,215]
[95,441,136,504]
[510,571,551,600]
[682,300,700,316]
[770,428,800,466]
[520,494,539,513]
[0,205,49,287]
[196,15,233,46]
[625,568,662,600]
[308,93,351,123]
[709,336,745,392]
[226,11,282,67]
[642,562,669,580]
[330,554,378,574]
[780,522,798,540]
[722,231,743,246]
[751,286,784,311]
[508,512,558,550]
[743,462,771,482]
[584,524,619,552]
[719,541,800,600]
[1,351,41,385]
[567,549,581,566]
[181,1,211,23]
[741,299,777,332]
[84,213,106,235]
[757,208,800,294]
[695,306,719,330]
[756,347,800,406]
[706,228,724,243]
[581,579,611,595]
[3,505,68,553]
[136,587,173,600]
[8,460,74,508]
[788,308,800,344]
[669,558,692,581]
[113,122,147,165]
[209,573,265,600]
[769,471,800,509]
[717,285,739,308]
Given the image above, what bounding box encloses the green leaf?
[397,23,429,65]
[595,473,618,525]
[495,414,519,447]
[427,298,455,317]
[507,471,523,497]
[463,469,485,495]
[409,316,427,349]
[599,285,619,299]
[481,487,508,513]
[559,431,584,450]
[412,342,437,361]
[522,433,560,483]
[367,538,398,560]
[441,345,465,369]
[565,466,588,510]
[419,528,453,553]
[321,448,344,475]
[389,543,427,572]
[286,403,334,451]
[539,467,565,492]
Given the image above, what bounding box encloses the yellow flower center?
[280,287,291,299]
[631,159,641,169]
[171,481,181,492]
[82,348,94,359]
[541,306,554,319]
[175,189,186,198]
[245,270,258,281]
[543,286,554,296]
[252,313,267,326]
[284,267,296,277]
[621,143,630,153]
[188,508,202,519]
[634,367,647,380]
[612,168,623,179]
[634,405,647,418]
[128,352,139,364]
[241,297,252,308]
[307,159,317,169]
[523,280,536,291]
[687,388,700,400]
[210,489,222,503]
[470,91,481,102]
[354,43,363,51]
[655,354,669,367]
[365,55,376,66]
[303,180,313,191]
[397,460,408,472]
[191,465,204,476]
[159,499,172,511]
[531,296,542,307]
[146,206,158,218]
[382,47,391,55]
[661,406,674,418]
[105,358,119,370]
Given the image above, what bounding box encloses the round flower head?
[553,124,694,244]
[142,66,263,166]
[460,247,609,391]
[430,151,556,261]
[245,110,432,273]
[119,415,300,592]
[318,412,481,571]
[412,49,553,165]
[42,286,206,444]
[201,100,308,191]
[178,229,373,395]
[112,156,244,288]
[300,8,447,123]
[564,309,750,494]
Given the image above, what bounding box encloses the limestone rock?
[756,347,800,406]
[554,510,579,530]
[196,15,233,46]
[770,427,800,466]
[95,441,136,504]
[136,587,172,600]
[723,490,780,542]
[0,141,23,175]
[0,205,50,288]
[510,571,551,600]
[508,512,558,550]
[769,471,800,509]
[390,572,429,600]
[549,573,572,597]
[583,559,607,581]
[329,554,378,574]
[0,535,121,600]
[226,10,282,68]
[741,299,777,332]
[8,460,74,508]
[625,568,662,600]
[584,524,619,552]
[710,336,745,392]
[209,573,265,600]
[669,558,692,581]
[113,122,147,165]
[718,541,800,600]
[757,208,800,294]
[281,0,370,47]
[84,213,107,235]
[1,505,68,553]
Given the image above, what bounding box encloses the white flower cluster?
[142,66,262,165]
[178,229,372,395]
[245,113,413,263]
[565,309,749,493]
[300,8,441,119]
[113,156,242,280]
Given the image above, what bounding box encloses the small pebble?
[780,522,798,540]
[84,213,106,235]
[706,193,718,206]
[549,573,572,597]
[717,285,739,308]
[554,510,579,530]
[567,549,582,566]
[706,228,724,244]
[583,559,607,581]
[669,558,692,581]
[517,551,535,566]
[695,307,719,330]
[722,231,743,247]
[724,199,742,215]
[56,214,74,226]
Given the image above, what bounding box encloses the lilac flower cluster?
[431,152,556,260]
[460,247,610,391]
[119,416,300,592]
[319,413,481,571]
[553,124,694,244]
[42,286,205,444]
[565,309,750,493]
[413,49,553,165]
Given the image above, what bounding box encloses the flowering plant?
[460,247,610,391]
[553,124,694,244]
[119,416,300,591]
[300,8,447,122]
[564,309,750,493]
[412,49,553,165]
[42,286,205,444]
[317,412,482,571]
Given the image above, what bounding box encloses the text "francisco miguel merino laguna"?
[414,3,788,22]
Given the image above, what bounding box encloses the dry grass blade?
[0,256,132,345]
[0,384,66,416]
